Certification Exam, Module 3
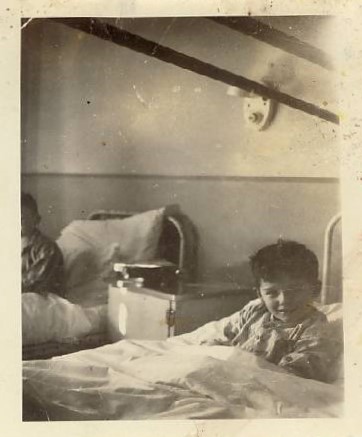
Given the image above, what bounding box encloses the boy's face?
[21,206,39,237]
[258,274,314,323]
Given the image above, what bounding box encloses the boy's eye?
[284,287,302,294]
[264,290,278,296]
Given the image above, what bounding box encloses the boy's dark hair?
[21,192,39,216]
[250,239,319,286]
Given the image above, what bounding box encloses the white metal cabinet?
[108,283,255,341]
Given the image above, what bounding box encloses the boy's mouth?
[276,307,311,323]
[276,308,297,317]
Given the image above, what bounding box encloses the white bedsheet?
[23,340,343,420]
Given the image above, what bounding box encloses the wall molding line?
[21,172,340,184]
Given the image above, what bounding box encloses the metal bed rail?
[321,212,342,305]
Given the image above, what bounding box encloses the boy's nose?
[277,291,291,307]
[277,292,285,305]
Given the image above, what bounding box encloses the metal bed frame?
[321,212,342,305]
[22,209,198,360]
[87,209,198,282]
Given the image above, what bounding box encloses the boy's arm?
[168,298,262,345]
[167,310,242,345]
[22,242,64,295]
[277,322,343,383]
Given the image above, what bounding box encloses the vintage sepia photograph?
[20,14,345,421]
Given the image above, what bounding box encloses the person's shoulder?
[240,297,266,319]
[310,307,328,323]
[243,297,264,310]
[301,306,338,338]
[33,229,53,244]
[32,230,61,254]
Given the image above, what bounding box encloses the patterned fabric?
[224,299,342,382]
[177,298,343,383]
[22,229,65,297]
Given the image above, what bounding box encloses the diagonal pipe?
[208,16,333,71]
[49,18,339,125]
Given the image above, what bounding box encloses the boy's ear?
[254,287,261,298]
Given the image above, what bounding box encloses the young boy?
[172,240,342,383]
[21,192,65,297]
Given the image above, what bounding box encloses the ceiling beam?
[208,17,333,71]
[50,18,338,125]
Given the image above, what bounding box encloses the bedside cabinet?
[107,283,256,341]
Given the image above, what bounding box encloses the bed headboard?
[321,212,342,305]
[87,210,198,282]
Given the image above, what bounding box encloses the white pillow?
[57,208,165,290]
[22,293,105,345]
[314,302,343,323]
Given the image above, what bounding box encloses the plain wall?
[21,17,342,297]
[21,17,339,178]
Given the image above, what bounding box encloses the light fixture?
[227,81,278,131]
